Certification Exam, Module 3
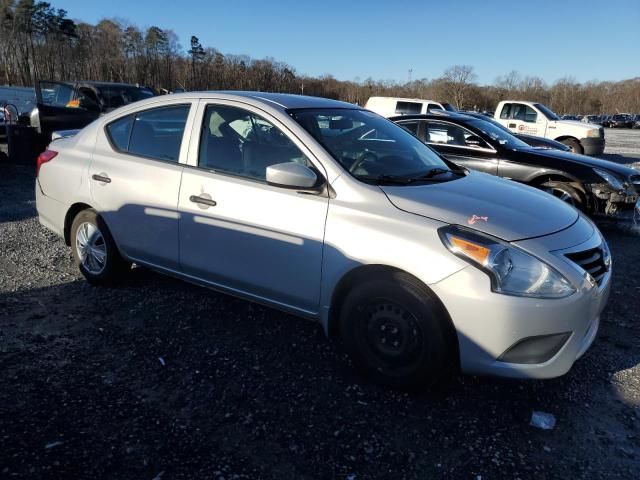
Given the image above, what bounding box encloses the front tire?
[560,138,584,154]
[70,209,128,285]
[338,271,455,390]
[541,181,585,211]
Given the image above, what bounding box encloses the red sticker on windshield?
[468,215,488,225]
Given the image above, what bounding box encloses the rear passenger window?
[119,105,190,162]
[198,105,311,181]
[395,101,422,115]
[106,115,133,151]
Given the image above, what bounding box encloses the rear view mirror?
[266,162,318,189]
[465,135,484,147]
[329,117,353,130]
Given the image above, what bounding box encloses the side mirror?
[266,162,319,189]
[465,135,484,147]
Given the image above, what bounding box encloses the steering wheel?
[350,152,377,174]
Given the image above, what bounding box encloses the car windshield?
[467,119,530,149]
[533,103,560,120]
[289,108,454,184]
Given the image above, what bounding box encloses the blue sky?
[55,0,639,85]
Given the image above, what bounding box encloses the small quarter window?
[106,115,133,151]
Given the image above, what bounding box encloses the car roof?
[167,91,358,111]
[388,111,479,122]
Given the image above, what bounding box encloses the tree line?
[1,0,639,115]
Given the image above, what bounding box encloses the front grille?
[565,247,608,286]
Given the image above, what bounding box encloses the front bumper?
[580,136,605,156]
[589,184,639,216]
[431,222,611,379]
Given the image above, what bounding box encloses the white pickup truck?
[494,100,605,156]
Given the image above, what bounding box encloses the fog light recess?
[498,333,571,364]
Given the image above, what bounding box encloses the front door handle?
[508,123,516,128]
[91,173,111,183]
[189,195,217,207]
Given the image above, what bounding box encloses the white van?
[365,97,454,117]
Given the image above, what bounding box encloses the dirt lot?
[1,136,639,479]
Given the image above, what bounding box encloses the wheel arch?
[553,135,580,144]
[63,202,93,245]
[528,172,581,187]
[326,264,460,365]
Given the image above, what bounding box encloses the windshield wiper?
[420,167,452,178]
[358,174,418,185]
[358,167,466,186]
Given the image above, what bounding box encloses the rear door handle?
[189,195,217,207]
[91,174,111,183]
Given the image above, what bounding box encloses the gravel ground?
[1,149,640,479]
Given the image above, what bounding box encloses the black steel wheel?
[339,270,455,390]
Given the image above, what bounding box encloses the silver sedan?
[35,92,611,389]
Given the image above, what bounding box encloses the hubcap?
[358,301,424,375]
[547,187,575,206]
[75,222,107,274]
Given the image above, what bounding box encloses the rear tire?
[338,271,455,390]
[70,209,129,285]
[560,138,583,154]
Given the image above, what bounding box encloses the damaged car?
[391,112,640,217]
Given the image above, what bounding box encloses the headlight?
[586,129,600,138]
[593,168,624,190]
[439,226,576,299]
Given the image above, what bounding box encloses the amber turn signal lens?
[449,236,491,265]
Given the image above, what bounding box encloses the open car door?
[35,80,101,140]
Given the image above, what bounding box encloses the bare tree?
[441,65,477,109]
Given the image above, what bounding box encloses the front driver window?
[198,105,311,181]
[499,103,512,119]
[425,121,489,148]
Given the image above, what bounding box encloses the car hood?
[381,171,578,242]
[519,148,639,178]
[553,119,597,130]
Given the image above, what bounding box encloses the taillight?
[36,149,57,176]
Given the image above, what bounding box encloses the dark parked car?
[607,114,634,128]
[390,112,640,217]
[30,80,155,142]
[461,111,570,151]
[632,115,640,129]
[583,115,604,126]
